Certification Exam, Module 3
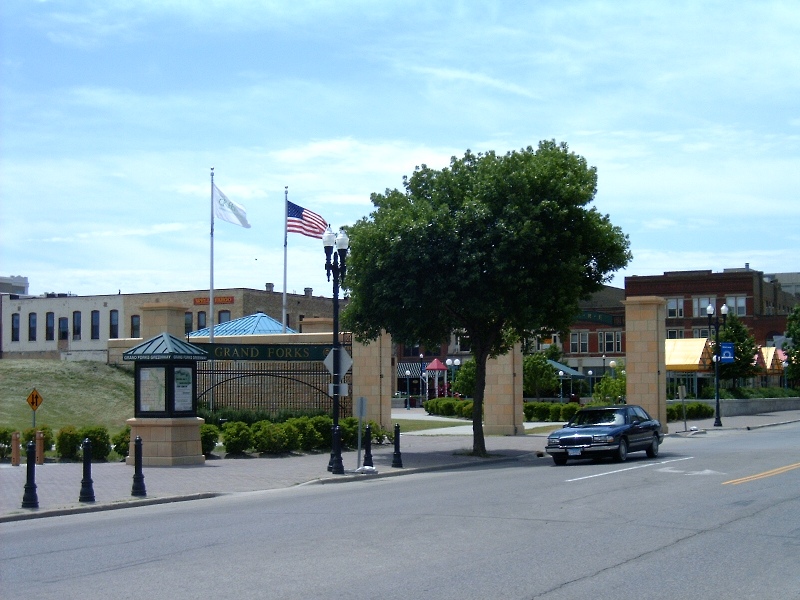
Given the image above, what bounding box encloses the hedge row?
[666,402,715,421]
[211,415,394,456]
[523,402,582,423]
[0,424,125,462]
[422,398,474,419]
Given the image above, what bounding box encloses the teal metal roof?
[188,312,295,338]
[123,333,209,361]
[548,359,585,379]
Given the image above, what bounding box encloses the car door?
[625,407,648,449]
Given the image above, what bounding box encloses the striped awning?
[397,362,425,378]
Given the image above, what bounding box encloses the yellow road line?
[722,462,800,485]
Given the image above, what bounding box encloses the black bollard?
[363,424,374,468]
[327,425,335,472]
[131,436,146,497]
[331,426,345,475]
[21,441,39,509]
[391,423,403,468]
[79,438,95,503]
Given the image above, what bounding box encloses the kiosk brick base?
[126,417,205,466]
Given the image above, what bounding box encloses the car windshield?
[569,409,625,427]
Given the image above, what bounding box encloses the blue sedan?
[545,405,663,466]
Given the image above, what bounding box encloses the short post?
[331,425,345,475]
[131,436,147,497]
[21,441,39,509]
[79,438,95,503]
[363,424,374,468]
[35,431,44,465]
[11,431,21,466]
[391,423,403,468]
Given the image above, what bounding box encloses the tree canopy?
[343,141,631,455]
[785,305,800,386]
[717,314,760,384]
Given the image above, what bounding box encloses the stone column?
[351,331,394,431]
[622,296,668,432]
[483,344,524,435]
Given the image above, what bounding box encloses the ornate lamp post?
[323,226,349,474]
[405,370,411,409]
[609,360,617,379]
[558,370,564,402]
[707,302,729,428]
[587,370,593,396]
[445,358,453,396]
[783,361,789,390]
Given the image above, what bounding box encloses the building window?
[91,310,100,340]
[109,310,119,339]
[219,310,231,323]
[726,295,746,317]
[197,311,206,330]
[457,335,471,353]
[185,312,193,335]
[570,332,588,353]
[46,312,55,341]
[667,298,684,318]
[72,311,82,340]
[692,327,710,339]
[58,317,69,341]
[598,331,622,353]
[667,329,684,339]
[28,312,37,341]
[131,315,140,338]
[11,313,20,342]
[403,343,422,358]
[692,296,715,318]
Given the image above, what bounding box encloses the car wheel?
[553,455,568,466]
[615,438,628,462]
[646,434,660,458]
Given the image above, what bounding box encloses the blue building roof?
[188,312,295,338]
[123,333,208,361]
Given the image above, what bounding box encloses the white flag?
[213,184,251,228]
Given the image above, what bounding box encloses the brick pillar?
[623,296,668,432]
[483,343,524,435]
[351,331,394,431]
[141,303,186,340]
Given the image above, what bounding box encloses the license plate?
[567,448,582,456]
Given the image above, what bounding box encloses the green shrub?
[523,402,536,421]
[560,403,581,422]
[56,426,82,460]
[310,415,333,447]
[22,425,54,452]
[222,421,252,454]
[200,424,220,455]
[281,422,302,452]
[112,426,131,458]
[339,417,359,448]
[531,402,552,421]
[0,427,15,459]
[252,421,289,454]
[79,426,112,461]
[461,401,474,419]
[548,403,563,422]
[287,417,324,451]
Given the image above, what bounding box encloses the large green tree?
[716,313,760,384]
[343,141,631,455]
[785,305,800,386]
[523,352,558,399]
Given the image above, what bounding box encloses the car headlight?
[547,437,560,446]
[592,435,615,443]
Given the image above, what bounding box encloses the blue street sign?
[720,342,735,364]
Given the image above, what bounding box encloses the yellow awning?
[665,338,713,372]
[759,346,781,374]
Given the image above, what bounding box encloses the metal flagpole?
[209,167,215,411]
[282,186,288,333]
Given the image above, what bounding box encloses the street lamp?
[405,370,411,409]
[323,225,349,474]
[707,302,729,428]
[588,370,593,396]
[559,370,564,402]
[445,358,453,396]
[419,353,426,406]
[609,360,617,379]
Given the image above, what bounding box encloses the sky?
[1,1,798,299]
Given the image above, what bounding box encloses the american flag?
[286,200,327,239]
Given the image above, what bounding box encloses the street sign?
[27,388,43,411]
[720,342,735,364]
[323,347,353,381]
[356,396,367,419]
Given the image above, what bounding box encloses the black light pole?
[324,226,349,475]
[405,370,411,409]
[707,302,728,428]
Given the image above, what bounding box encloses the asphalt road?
[2,424,799,600]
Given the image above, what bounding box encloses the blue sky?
[1,1,798,298]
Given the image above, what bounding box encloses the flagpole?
[209,167,215,411]
[282,186,288,333]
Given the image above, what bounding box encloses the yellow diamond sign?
[27,388,43,411]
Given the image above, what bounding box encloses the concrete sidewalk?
[3,408,799,523]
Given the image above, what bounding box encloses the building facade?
[1,285,336,361]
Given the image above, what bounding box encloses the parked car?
[545,405,663,466]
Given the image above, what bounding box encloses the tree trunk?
[471,346,490,456]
